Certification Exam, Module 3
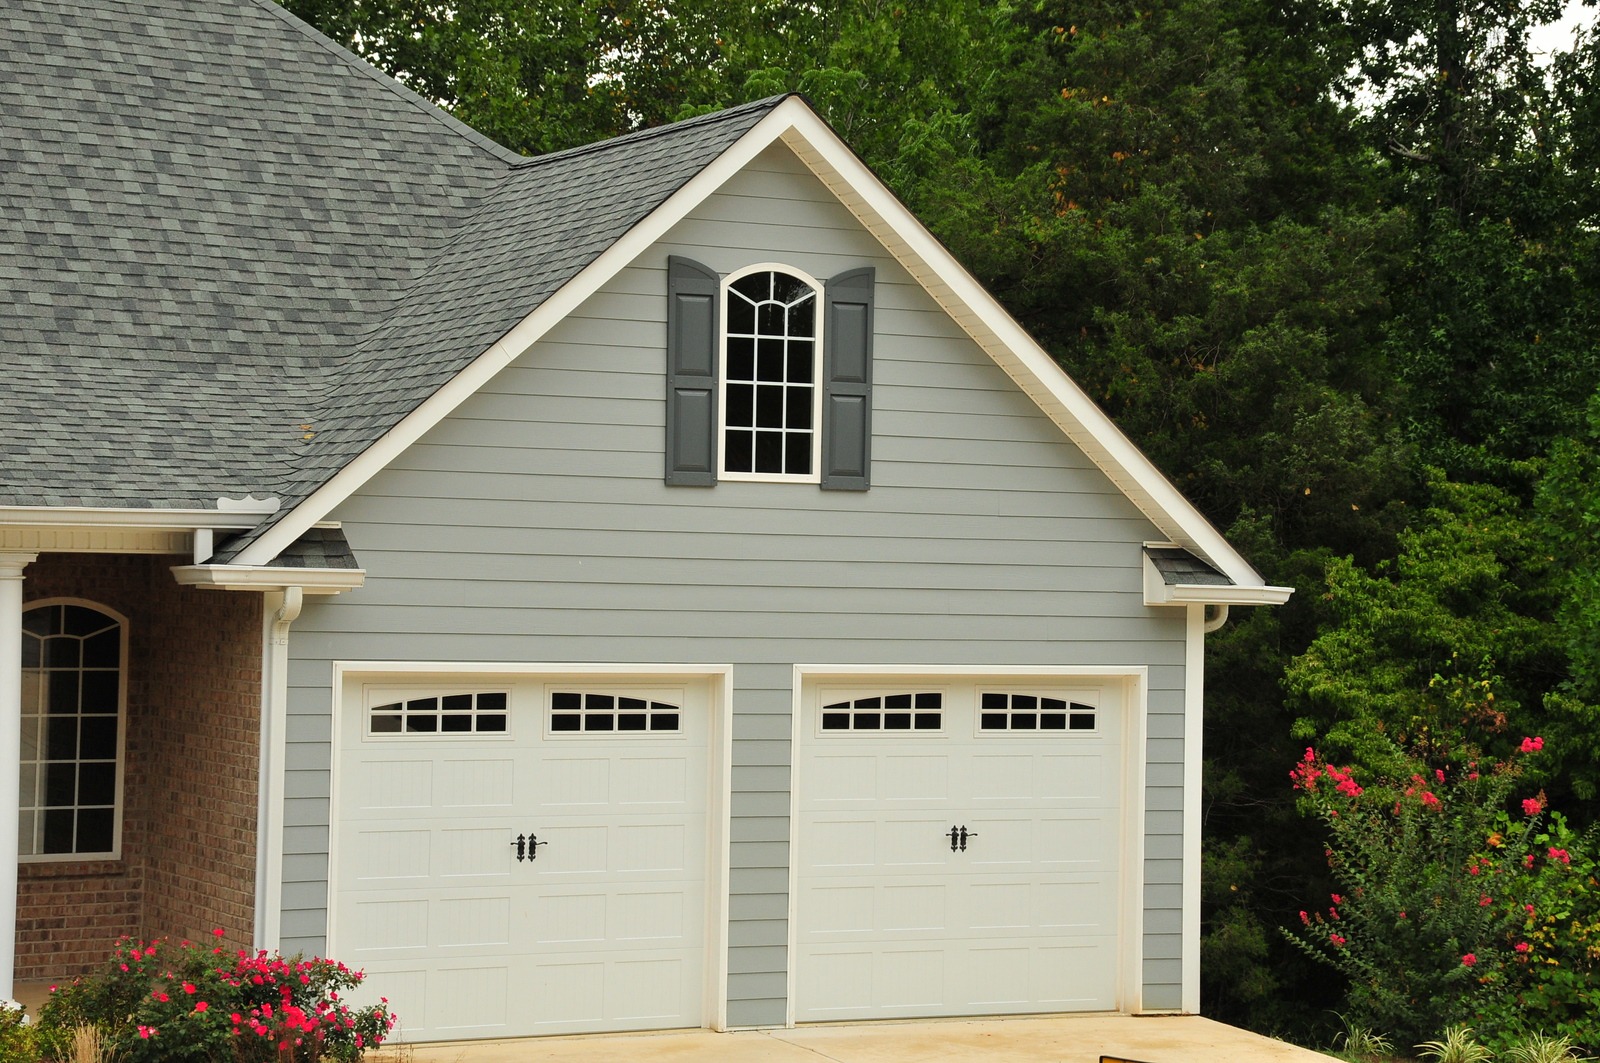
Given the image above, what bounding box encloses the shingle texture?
[1146,547,1234,586]
[2,0,779,548]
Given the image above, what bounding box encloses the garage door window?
[550,691,681,733]
[978,692,1096,732]
[820,692,942,732]
[369,691,508,734]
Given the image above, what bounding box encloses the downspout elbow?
[1202,603,1230,634]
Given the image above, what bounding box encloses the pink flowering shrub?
[38,932,395,1061]
[1288,728,1600,1051]
[1285,742,1542,1046]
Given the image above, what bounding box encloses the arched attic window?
[721,266,822,480]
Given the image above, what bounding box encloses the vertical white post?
[0,553,38,1002]
[1182,602,1205,1014]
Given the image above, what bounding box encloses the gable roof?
[2,0,1288,601]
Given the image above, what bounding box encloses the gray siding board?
[285,142,1195,1023]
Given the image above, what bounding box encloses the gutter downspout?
[1202,603,1230,634]
[0,554,38,1003]
[254,587,302,951]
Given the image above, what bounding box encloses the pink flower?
[1525,855,1536,868]
[213,928,225,938]
[1331,894,1343,905]
[1549,847,1572,865]
[1398,911,1407,919]
[195,1001,208,1013]
[1516,942,1531,953]
[1479,895,1492,907]
[1526,903,1536,914]
[1523,797,1543,816]
[1329,933,1347,947]
[138,1026,157,1039]
[1421,791,1441,808]
[1436,768,1446,783]
[1520,736,1545,753]
[1468,863,1480,876]
[182,982,196,995]
[1462,953,1477,967]
[1299,910,1309,925]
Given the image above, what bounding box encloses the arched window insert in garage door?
[368,691,508,734]
[978,692,1097,732]
[549,691,681,733]
[820,692,942,731]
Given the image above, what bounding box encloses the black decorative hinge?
[948,825,978,852]
[958,825,977,851]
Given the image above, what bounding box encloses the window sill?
[19,859,124,879]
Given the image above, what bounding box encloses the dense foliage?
[279,0,1600,1050]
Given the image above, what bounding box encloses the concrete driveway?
[389,1014,1337,1062]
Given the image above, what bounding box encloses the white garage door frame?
[325,661,735,1033]
[785,664,1148,1025]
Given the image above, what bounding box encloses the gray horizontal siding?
[283,142,1193,1026]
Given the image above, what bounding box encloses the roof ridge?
[253,0,526,167]
[511,95,791,170]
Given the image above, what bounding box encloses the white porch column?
[0,553,38,1002]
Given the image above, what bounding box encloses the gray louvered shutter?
[821,267,874,490]
[665,256,719,485]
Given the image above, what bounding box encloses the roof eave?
[170,564,366,594]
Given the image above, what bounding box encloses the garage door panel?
[796,678,1126,1023]
[335,675,712,1041]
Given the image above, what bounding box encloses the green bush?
[37,932,395,1061]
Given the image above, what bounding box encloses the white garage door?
[794,678,1127,1022]
[331,675,712,1042]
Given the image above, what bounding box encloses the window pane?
[45,637,80,669]
[822,712,849,730]
[44,763,76,806]
[758,302,784,335]
[584,714,614,731]
[41,809,75,853]
[47,672,80,714]
[404,716,437,733]
[727,336,755,379]
[21,635,40,670]
[587,694,615,712]
[731,273,769,302]
[551,714,580,732]
[787,341,814,383]
[80,716,117,759]
[789,295,815,335]
[77,808,115,854]
[754,431,783,472]
[772,273,811,304]
[83,630,120,668]
[650,713,679,731]
[855,713,881,729]
[62,606,107,637]
[442,694,472,711]
[618,713,647,731]
[81,671,118,713]
[45,718,78,759]
[725,429,753,472]
[22,607,55,638]
[552,691,581,711]
[370,714,402,733]
[441,715,471,732]
[79,763,116,805]
[18,765,37,806]
[785,432,812,475]
[478,714,507,732]
[757,339,785,382]
[786,387,812,430]
[726,384,754,428]
[756,384,783,427]
[728,297,755,335]
[19,718,39,761]
[885,713,911,729]
[479,692,507,712]
[1041,713,1067,729]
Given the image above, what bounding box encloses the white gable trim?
[233,97,1284,594]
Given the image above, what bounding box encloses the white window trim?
[19,597,128,863]
[717,262,825,484]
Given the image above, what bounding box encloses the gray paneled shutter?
[821,267,874,490]
[666,256,719,485]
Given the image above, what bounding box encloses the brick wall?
[17,554,263,981]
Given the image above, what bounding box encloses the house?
[0,0,1291,1042]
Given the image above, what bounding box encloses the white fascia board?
[1147,582,1295,607]
[170,565,366,594]
[229,100,818,568]
[0,506,269,530]
[772,110,1270,589]
[233,94,1271,591]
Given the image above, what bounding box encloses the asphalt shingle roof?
[2,0,780,553]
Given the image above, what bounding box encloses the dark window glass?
[587,694,614,713]
[1041,713,1067,730]
[552,692,581,711]
[619,713,647,731]
[81,671,118,712]
[854,713,881,730]
[982,692,1007,710]
[62,606,105,637]
[442,694,472,711]
[45,637,79,669]
[731,273,769,301]
[478,714,508,732]
[1013,713,1037,729]
[371,714,402,733]
[757,384,784,426]
[786,389,812,430]
[981,712,1007,730]
[650,713,679,731]
[726,383,754,427]
[76,809,114,854]
[42,810,74,853]
[1014,695,1037,711]
[78,763,116,805]
[822,712,850,730]
[725,430,753,472]
[754,431,783,472]
[44,763,76,806]
[619,697,647,713]
[885,713,911,729]
[916,693,942,709]
[758,302,784,334]
[885,694,912,710]
[20,635,40,670]
[1042,698,1067,713]
[584,715,614,731]
[479,692,507,712]
[787,342,814,384]
[1070,713,1096,730]
[786,433,811,475]
[914,712,942,730]
[441,715,472,732]
[83,630,120,668]
[551,714,580,732]
[45,718,77,759]
[757,339,785,381]
[47,673,80,714]
[856,697,881,710]
[405,716,437,733]
[728,298,755,335]
[79,717,117,759]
